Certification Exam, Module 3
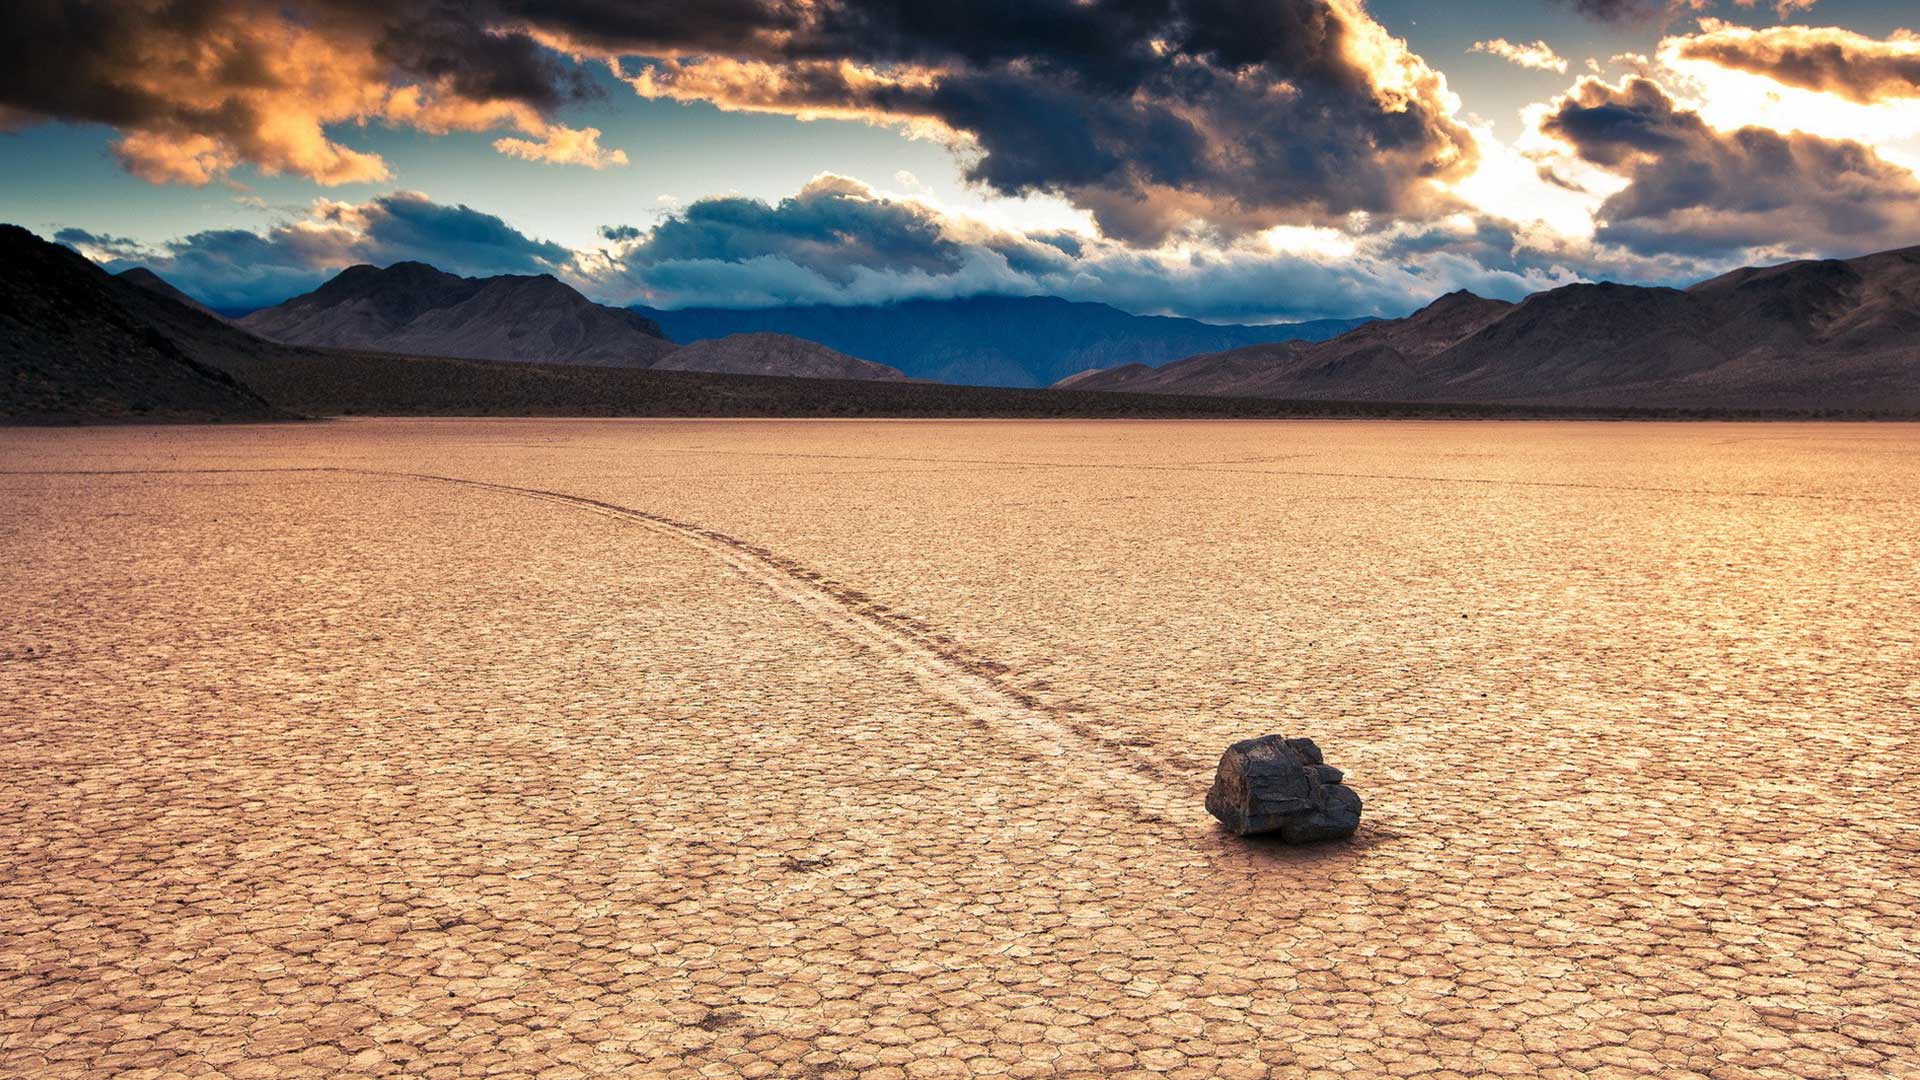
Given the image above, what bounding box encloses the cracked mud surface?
[2,418,1917,1079]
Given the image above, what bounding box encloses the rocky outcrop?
[1206,735,1362,843]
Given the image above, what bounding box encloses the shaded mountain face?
[1059,290,1512,399]
[116,267,224,321]
[240,263,677,368]
[1061,249,1920,409]
[635,296,1373,387]
[657,333,905,381]
[0,226,285,422]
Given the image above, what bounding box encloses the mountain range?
[19,224,1517,422]
[7,218,1919,421]
[240,263,904,381]
[1059,247,1920,409]
[633,297,1373,387]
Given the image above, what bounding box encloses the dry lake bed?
[2,418,1916,1080]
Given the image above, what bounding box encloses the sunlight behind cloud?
[1451,118,1613,242]
[1659,29,1920,172]
[1257,225,1359,259]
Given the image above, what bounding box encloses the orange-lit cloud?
[1471,39,1570,73]
[0,2,620,186]
[493,125,628,168]
[1671,21,1920,104]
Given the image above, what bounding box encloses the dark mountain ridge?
[0,224,286,421]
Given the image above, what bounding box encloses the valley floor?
[2,419,1916,1079]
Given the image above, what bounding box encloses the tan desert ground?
[2,418,1917,1080]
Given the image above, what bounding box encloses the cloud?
[65,178,1610,322]
[1556,0,1660,22]
[3,1,1473,239]
[1560,0,1818,22]
[1471,39,1570,74]
[585,173,1598,320]
[69,163,1885,329]
[605,175,973,286]
[554,0,1480,244]
[0,1,621,186]
[61,191,569,310]
[493,125,627,167]
[52,227,152,264]
[1536,75,1920,257]
[1740,0,1820,18]
[1671,21,1920,104]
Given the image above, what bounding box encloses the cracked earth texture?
[1,418,1916,1080]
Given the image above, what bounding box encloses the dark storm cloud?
[371,9,600,111]
[1541,77,1920,257]
[1673,24,1920,104]
[606,0,1478,241]
[64,191,569,309]
[0,0,1476,240]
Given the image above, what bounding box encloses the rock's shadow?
[1211,820,1401,866]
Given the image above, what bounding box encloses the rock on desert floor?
[2,418,1916,1079]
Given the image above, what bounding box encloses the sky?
[5,0,1920,322]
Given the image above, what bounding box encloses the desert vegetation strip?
[192,347,1917,422]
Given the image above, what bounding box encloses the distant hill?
[1059,247,1920,410]
[661,333,904,381]
[634,295,1373,387]
[239,262,678,368]
[0,225,286,422]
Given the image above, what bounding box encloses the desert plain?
[1,418,1916,1079]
